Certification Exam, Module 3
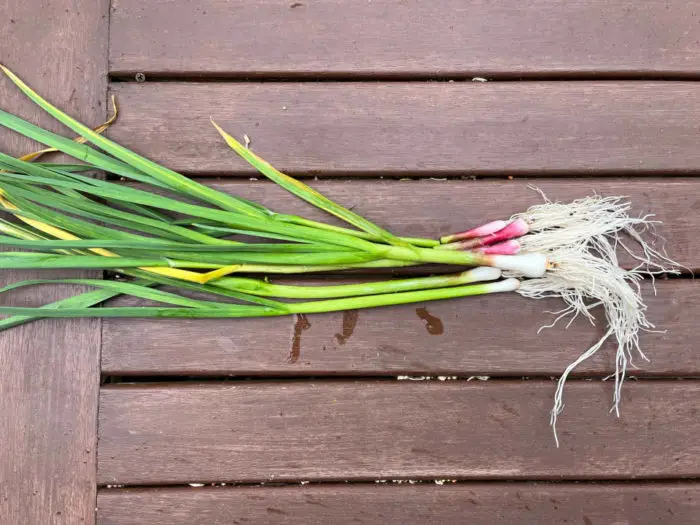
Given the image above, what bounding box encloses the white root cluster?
[503,191,679,446]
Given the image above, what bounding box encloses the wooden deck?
[2,1,699,523]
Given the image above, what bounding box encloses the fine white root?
[504,191,679,445]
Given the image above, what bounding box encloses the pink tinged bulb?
[475,218,530,246]
[441,219,530,250]
[478,240,521,255]
[439,219,508,244]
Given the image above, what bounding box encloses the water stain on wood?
[415,307,444,335]
[288,314,311,363]
[335,310,359,345]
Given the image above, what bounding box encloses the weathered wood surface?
[4,1,700,522]
[0,1,108,524]
[109,0,700,78]
[102,279,695,376]
[107,82,700,175]
[96,483,700,525]
[98,381,700,485]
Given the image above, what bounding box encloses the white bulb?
[489,278,521,293]
[489,253,548,278]
[465,267,502,282]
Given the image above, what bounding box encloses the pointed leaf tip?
[1,64,22,84]
[212,121,408,247]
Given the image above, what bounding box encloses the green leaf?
[34,163,95,172]
[0,171,383,251]
[0,218,48,240]
[0,111,167,186]
[186,222,321,243]
[3,180,232,245]
[120,250,379,266]
[0,65,267,217]
[0,278,225,309]
[211,119,410,247]
[0,285,141,331]
[0,236,350,253]
[123,269,287,309]
[0,253,221,270]
[0,305,280,318]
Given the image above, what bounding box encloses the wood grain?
[0,1,108,524]
[97,482,700,525]
[102,279,696,377]
[109,0,700,77]
[98,381,700,485]
[102,179,697,376]
[107,82,700,175]
[97,484,700,525]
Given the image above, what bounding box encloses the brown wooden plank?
[102,279,695,377]
[109,0,700,77]
[0,1,108,524]
[102,179,697,376]
[96,483,700,525]
[98,381,700,484]
[107,82,700,175]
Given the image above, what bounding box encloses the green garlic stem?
[278,215,439,248]
[215,267,501,299]
[289,278,519,314]
[0,279,520,318]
